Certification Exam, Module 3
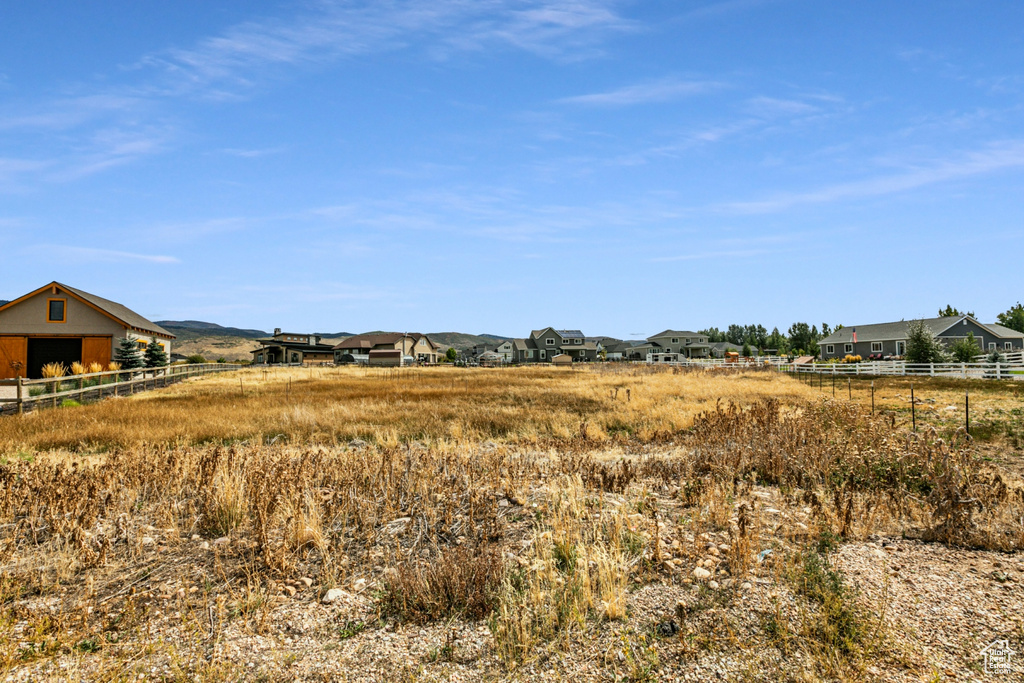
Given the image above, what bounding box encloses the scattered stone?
[740,582,753,590]
[693,567,712,579]
[213,536,230,546]
[321,588,346,605]
[348,438,368,450]
[708,580,720,590]
[656,620,679,637]
[141,536,155,546]
[190,534,201,541]
[200,541,210,550]
[299,577,313,588]
[351,578,368,592]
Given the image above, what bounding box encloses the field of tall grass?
[0,365,821,453]
[0,365,1021,680]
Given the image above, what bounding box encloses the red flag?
[852,328,857,344]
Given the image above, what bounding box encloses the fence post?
[871,381,874,415]
[929,362,934,377]
[911,383,916,432]
[16,376,24,415]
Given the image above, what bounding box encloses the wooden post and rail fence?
[0,363,244,416]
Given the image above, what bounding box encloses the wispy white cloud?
[743,96,819,117]
[219,146,287,158]
[720,141,1024,214]
[139,0,634,96]
[27,245,180,264]
[558,78,722,106]
[0,94,144,131]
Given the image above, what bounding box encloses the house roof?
[0,281,175,339]
[987,322,1024,339]
[819,315,1009,345]
[561,342,598,351]
[649,329,702,339]
[255,339,333,351]
[556,329,585,339]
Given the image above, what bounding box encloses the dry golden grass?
[1,366,1021,680]
[0,365,820,454]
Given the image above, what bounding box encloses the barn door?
[0,336,28,379]
[82,337,112,371]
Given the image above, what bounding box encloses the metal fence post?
[16,376,24,415]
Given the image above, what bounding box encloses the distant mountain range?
[156,320,273,342]
[154,320,512,352]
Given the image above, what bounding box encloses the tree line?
[698,302,1024,358]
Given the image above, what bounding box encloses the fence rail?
[0,363,245,416]
[654,357,1024,380]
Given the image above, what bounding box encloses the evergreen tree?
[950,332,980,363]
[144,340,169,368]
[742,342,752,358]
[996,302,1024,333]
[938,305,974,318]
[905,320,948,363]
[113,337,143,369]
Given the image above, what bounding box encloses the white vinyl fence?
[652,356,1024,380]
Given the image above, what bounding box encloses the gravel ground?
[4,472,1022,681]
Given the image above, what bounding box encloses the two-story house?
[252,329,335,365]
[625,330,711,362]
[333,333,440,365]
[511,328,599,363]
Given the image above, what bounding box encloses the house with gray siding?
[818,315,1024,361]
[624,329,711,362]
[511,328,598,363]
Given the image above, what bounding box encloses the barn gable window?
[47,298,66,323]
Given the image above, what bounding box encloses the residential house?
[0,281,175,379]
[511,328,599,363]
[817,315,1024,361]
[333,332,441,365]
[709,341,757,358]
[624,330,711,362]
[252,329,335,365]
[600,339,639,361]
[469,339,512,361]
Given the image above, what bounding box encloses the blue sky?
[2,1,1023,339]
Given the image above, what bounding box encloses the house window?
[1006,342,1014,350]
[672,338,678,343]
[826,345,834,354]
[47,298,66,323]
[540,350,546,359]
[845,344,853,353]
[871,342,883,353]
[989,343,997,351]
[575,339,582,344]
[546,338,555,346]
[896,341,906,355]
[137,340,148,349]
